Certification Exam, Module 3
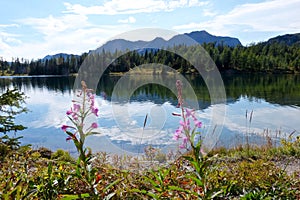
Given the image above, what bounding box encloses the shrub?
[51,149,74,162]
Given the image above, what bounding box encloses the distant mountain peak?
[42,53,80,61]
[184,30,241,47]
[267,33,300,46]
[95,30,242,53]
[187,30,209,35]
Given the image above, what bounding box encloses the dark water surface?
[1,73,299,155]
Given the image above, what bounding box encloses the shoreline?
[1,68,300,77]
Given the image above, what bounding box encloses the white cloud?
[173,0,300,37]
[118,16,136,24]
[1,13,133,59]
[199,97,300,139]
[0,24,19,28]
[110,28,177,41]
[19,14,90,37]
[0,31,21,44]
[0,28,22,58]
[202,8,217,17]
[64,0,208,15]
[10,27,127,59]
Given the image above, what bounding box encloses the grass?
[0,136,299,199]
[60,194,90,200]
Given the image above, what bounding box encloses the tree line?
[1,40,300,76]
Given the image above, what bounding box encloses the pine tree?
[0,88,27,154]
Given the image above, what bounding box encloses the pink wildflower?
[66,110,72,115]
[73,104,80,112]
[72,112,78,120]
[89,94,95,106]
[173,127,182,140]
[173,132,180,140]
[180,119,190,131]
[183,136,188,145]
[179,143,186,149]
[185,108,193,117]
[194,120,202,128]
[66,133,77,141]
[91,107,98,116]
[91,122,98,129]
[66,136,72,141]
[61,125,69,132]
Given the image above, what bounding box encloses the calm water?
[1,73,300,155]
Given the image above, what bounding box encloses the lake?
[1,73,300,155]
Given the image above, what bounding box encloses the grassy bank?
[1,137,299,199]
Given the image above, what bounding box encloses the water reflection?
[0,73,299,154]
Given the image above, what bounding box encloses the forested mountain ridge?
[0,31,300,75]
[42,53,80,61]
[95,30,241,53]
[266,33,300,46]
[185,31,241,47]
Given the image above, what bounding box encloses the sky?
[0,0,300,60]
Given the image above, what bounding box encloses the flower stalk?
[173,80,203,161]
[61,81,100,196]
[173,80,215,198]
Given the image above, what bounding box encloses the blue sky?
[0,0,299,60]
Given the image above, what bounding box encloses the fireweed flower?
[66,110,72,115]
[185,108,193,117]
[61,125,70,132]
[194,119,202,128]
[66,133,78,142]
[91,107,99,117]
[73,104,80,112]
[62,81,99,143]
[179,137,188,149]
[173,80,203,152]
[91,122,98,129]
[173,126,183,140]
[61,81,102,196]
[173,80,209,198]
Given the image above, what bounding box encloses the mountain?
[266,33,300,46]
[95,39,148,53]
[42,53,80,61]
[185,31,241,47]
[95,30,241,53]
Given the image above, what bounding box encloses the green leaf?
[85,131,101,137]
[103,179,122,193]
[75,167,81,178]
[183,155,194,162]
[65,131,74,137]
[145,177,159,187]
[191,160,200,172]
[146,191,159,199]
[167,185,187,192]
[187,175,204,187]
[131,189,159,199]
[47,162,53,178]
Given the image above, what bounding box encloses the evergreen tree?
[0,89,27,157]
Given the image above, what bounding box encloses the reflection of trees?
[0,74,300,107]
[0,76,75,95]
[223,73,300,106]
[98,73,300,107]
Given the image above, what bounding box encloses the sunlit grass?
[1,136,299,199]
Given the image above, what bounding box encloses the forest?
[1,40,300,76]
